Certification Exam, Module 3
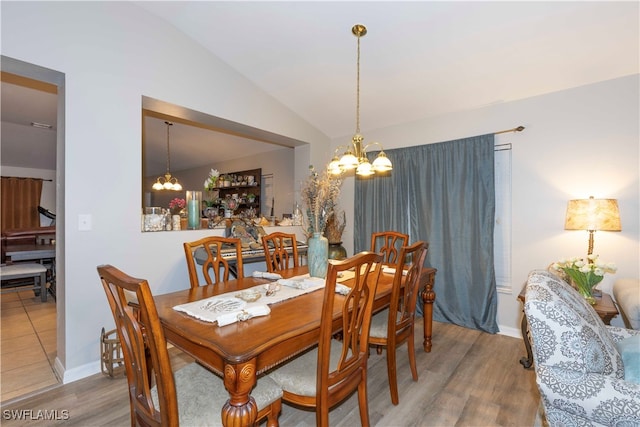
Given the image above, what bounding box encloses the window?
[494,145,512,292]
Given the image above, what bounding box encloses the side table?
[517,287,619,369]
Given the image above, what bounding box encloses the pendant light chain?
[355,32,361,135]
[165,121,172,174]
[152,121,182,190]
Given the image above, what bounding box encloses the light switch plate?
[78,214,92,231]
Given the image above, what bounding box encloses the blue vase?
[186,190,202,229]
[308,232,328,278]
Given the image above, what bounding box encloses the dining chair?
[97,264,283,427]
[262,232,299,273]
[370,231,409,266]
[368,241,428,405]
[268,251,383,427]
[183,236,244,288]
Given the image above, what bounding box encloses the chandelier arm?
[361,141,385,153]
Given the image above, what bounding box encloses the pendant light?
[152,121,183,191]
[328,24,393,177]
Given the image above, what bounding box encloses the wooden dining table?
[153,264,436,426]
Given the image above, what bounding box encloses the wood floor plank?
[1,334,41,357]
[0,321,541,426]
[1,360,58,402]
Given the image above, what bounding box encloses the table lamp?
[564,196,621,258]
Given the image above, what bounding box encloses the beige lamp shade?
[564,197,622,231]
[564,196,621,257]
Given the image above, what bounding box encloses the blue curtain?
[354,135,498,333]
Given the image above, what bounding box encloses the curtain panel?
[354,135,498,333]
[1,177,43,231]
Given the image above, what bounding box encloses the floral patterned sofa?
[524,270,640,426]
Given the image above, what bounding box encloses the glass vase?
[576,284,597,305]
[186,190,202,229]
[308,232,328,278]
[571,279,597,305]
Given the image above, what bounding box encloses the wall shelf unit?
[206,168,261,216]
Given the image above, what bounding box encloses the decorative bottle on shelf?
[293,202,303,226]
[308,232,328,278]
[186,190,202,229]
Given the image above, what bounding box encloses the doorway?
[0,56,65,401]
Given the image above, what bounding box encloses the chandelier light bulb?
[372,151,393,172]
[356,158,374,176]
[339,151,359,170]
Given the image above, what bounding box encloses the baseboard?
[55,357,101,384]
[498,324,521,339]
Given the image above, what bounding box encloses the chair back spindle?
[370,231,409,266]
[183,236,244,288]
[262,232,299,273]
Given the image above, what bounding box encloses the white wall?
[2,1,329,383]
[335,74,639,335]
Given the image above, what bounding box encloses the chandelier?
[152,121,182,191]
[328,24,393,177]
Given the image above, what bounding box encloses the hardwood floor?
[0,319,542,426]
[1,290,59,402]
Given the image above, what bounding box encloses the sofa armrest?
[606,325,640,342]
[536,364,640,425]
[613,278,640,330]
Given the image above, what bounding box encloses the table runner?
[173,273,352,326]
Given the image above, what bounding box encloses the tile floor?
[1,288,59,402]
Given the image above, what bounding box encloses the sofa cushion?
[525,270,624,379]
[613,278,640,330]
[616,335,640,384]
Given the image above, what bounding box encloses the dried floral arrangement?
[301,166,342,236]
[325,209,346,243]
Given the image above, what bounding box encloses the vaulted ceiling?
[2,1,638,174]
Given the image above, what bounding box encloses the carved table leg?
[519,311,533,369]
[421,270,436,353]
[222,360,258,426]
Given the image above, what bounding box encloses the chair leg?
[265,399,281,427]
[357,373,370,427]
[407,328,418,381]
[316,406,330,427]
[386,344,399,405]
[39,271,47,302]
[129,400,136,427]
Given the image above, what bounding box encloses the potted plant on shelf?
[168,198,186,216]
[221,196,238,218]
[203,168,219,190]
